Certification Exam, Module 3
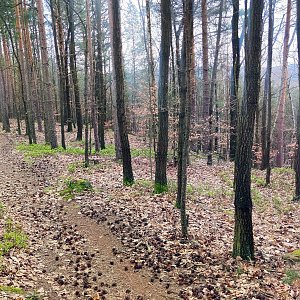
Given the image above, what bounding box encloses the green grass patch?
[0,218,27,256]
[0,202,5,219]
[219,171,234,187]
[25,292,41,300]
[0,285,24,294]
[252,188,265,211]
[273,167,294,175]
[60,178,93,200]
[135,179,153,189]
[251,174,265,187]
[154,183,168,194]
[16,143,93,158]
[283,269,300,285]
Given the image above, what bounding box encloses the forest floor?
[0,128,299,300]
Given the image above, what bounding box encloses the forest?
[0,0,299,299]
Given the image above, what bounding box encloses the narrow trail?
[0,133,176,300]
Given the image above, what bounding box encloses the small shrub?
[60,178,93,200]
[154,183,168,194]
[0,219,27,256]
[283,269,299,285]
[251,174,265,187]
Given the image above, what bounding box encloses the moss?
[0,285,24,294]
[154,183,168,194]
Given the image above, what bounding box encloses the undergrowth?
[0,218,27,256]
[60,178,93,200]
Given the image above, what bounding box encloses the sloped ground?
[0,129,299,299]
[0,133,174,300]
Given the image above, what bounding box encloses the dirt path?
[0,133,177,300]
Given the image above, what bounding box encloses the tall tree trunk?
[95,0,106,150]
[86,0,100,152]
[274,0,291,167]
[68,0,83,141]
[37,0,58,148]
[229,0,240,161]
[177,0,194,239]
[50,0,66,149]
[261,0,274,186]
[0,37,10,132]
[233,0,263,260]
[109,0,134,185]
[15,1,33,144]
[154,0,172,193]
[294,0,300,200]
[207,0,224,165]
[201,0,210,157]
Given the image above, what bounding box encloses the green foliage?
[236,266,245,276]
[124,178,134,186]
[251,188,265,211]
[251,174,265,187]
[25,292,41,300]
[154,183,168,194]
[219,171,234,187]
[60,178,93,200]
[0,285,24,294]
[16,143,93,158]
[0,219,27,256]
[273,167,294,175]
[283,269,299,285]
[0,202,5,219]
[134,179,153,189]
[99,144,152,158]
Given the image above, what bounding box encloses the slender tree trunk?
[229,0,240,161]
[207,0,224,165]
[233,0,263,260]
[154,0,172,193]
[0,38,10,132]
[177,0,194,239]
[261,0,274,186]
[37,0,58,148]
[274,0,291,167]
[201,0,210,157]
[109,0,134,185]
[294,0,300,200]
[50,0,66,149]
[95,0,106,150]
[68,0,83,141]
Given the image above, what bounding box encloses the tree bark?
[37,0,58,148]
[177,0,194,239]
[229,0,240,161]
[261,0,274,185]
[201,0,210,157]
[95,0,106,150]
[233,0,263,260]
[274,0,291,167]
[207,0,224,165]
[68,0,83,141]
[154,0,172,193]
[294,0,300,200]
[109,0,134,185]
